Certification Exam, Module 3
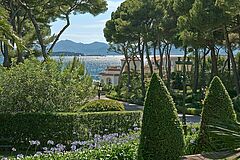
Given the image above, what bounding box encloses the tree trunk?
[166,44,172,88]
[132,55,137,75]
[224,26,240,95]
[145,43,153,75]
[124,47,131,93]
[19,2,48,60]
[209,43,218,77]
[193,49,199,93]
[159,43,165,78]
[153,43,160,74]
[182,47,188,134]
[138,38,145,98]
[201,49,209,99]
[16,14,24,63]
[118,61,126,89]
[2,43,11,67]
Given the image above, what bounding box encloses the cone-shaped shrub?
[198,76,238,152]
[138,73,184,160]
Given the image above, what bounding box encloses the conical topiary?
[197,76,238,152]
[138,73,184,160]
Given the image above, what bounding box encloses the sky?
[51,0,124,44]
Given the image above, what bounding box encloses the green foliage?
[177,106,202,115]
[184,123,200,155]
[0,58,95,112]
[0,111,142,149]
[138,73,184,160]
[80,100,125,112]
[197,76,238,152]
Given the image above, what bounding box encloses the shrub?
[0,111,142,149]
[138,73,184,160]
[197,76,238,152]
[80,99,125,112]
[0,58,95,112]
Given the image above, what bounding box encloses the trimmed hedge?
[177,106,202,115]
[0,111,142,149]
[138,73,184,160]
[197,76,238,152]
[80,99,125,112]
[106,95,144,106]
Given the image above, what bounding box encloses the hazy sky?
[51,0,124,44]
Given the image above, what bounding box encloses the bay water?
[0,56,123,80]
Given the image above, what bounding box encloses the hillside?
[52,40,118,56]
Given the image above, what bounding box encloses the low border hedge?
[0,111,142,149]
[80,99,125,112]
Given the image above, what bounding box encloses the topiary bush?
[80,99,125,112]
[138,73,184,160]
[197,76,238,152]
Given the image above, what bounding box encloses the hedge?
[0,111,142,149]
[80,99,125,112]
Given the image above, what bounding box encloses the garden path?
[96,95,201,123]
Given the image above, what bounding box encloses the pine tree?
[138,73,184,160]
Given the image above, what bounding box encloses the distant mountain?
[52,40,118,56]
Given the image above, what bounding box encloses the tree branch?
[47,13,70,54]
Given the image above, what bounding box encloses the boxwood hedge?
[0,111,142,149]
[80,99,125,112]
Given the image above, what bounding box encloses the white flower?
[190,140,195,144]
[104,129,108,131]
[42,147,48,151]
[56,144,66,151]
[34,152,42,157]
[12,147,16,152]
[133,123,138,127]
[16,154,24,159]
[1,157,8,160]
[29,140,36,145]
[35,140,40,146]
[47,140,54,145]
[191,128,196,133]
[71,145,77,151]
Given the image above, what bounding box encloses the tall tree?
[19,0,107,60]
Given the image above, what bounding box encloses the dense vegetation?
[0,58,95,112]
[104,0,240,116]
[80,100,125,112]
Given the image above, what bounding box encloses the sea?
[0,56,124,80]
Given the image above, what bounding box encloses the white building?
[99,66,121,86]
